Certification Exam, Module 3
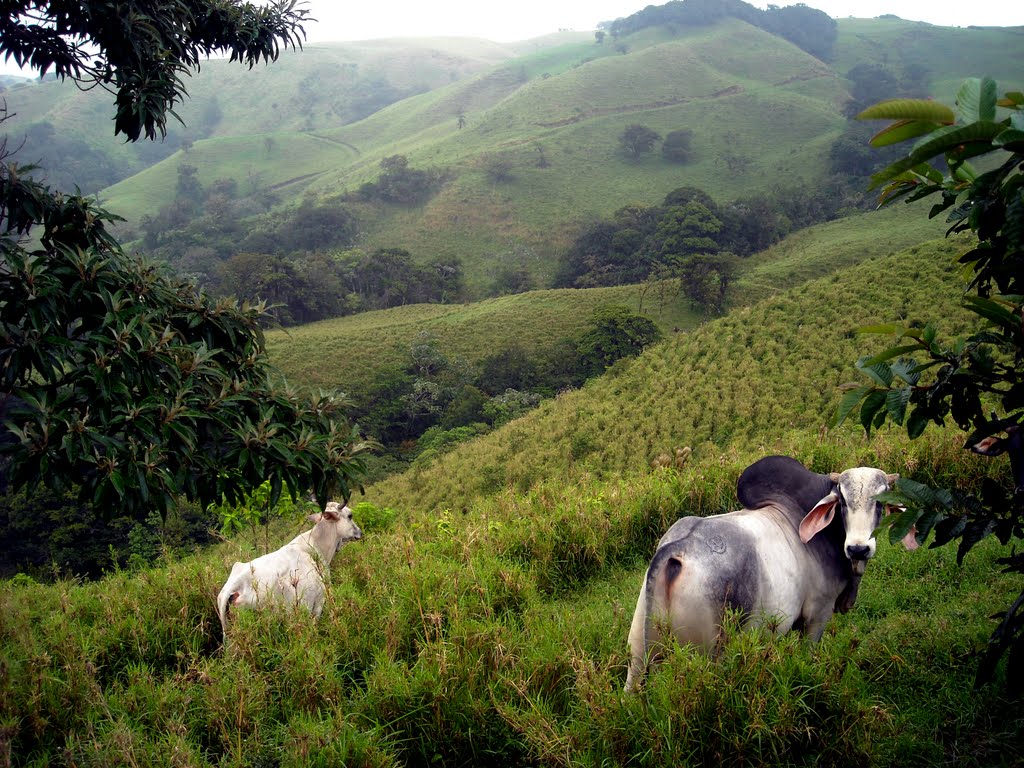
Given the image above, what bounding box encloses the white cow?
[624,455,916,691]
[216,501,362,642]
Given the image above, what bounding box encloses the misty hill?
[2,3,1021,301]
[0,36,535,192]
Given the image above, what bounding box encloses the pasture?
[3,227,1022,765]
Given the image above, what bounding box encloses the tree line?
[607,0,838,61]
[554,183,855,313]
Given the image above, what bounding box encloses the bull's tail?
[624,545,685,691]
[644,545,685,661]
[216,571,241,647]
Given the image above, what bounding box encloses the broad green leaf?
[870,119,941,148]
[863,344,924,366]
[909,122,1004,164]
[860,389,887,434]
[868,158,941,190]
[993,129,1024,151]
[890,358,922,386]
[1000,91,1024,107]
[857,98,955,124]
[886,506,922,545]
[964,295,1018,329]
[956,77,997,123]
[885,387,911,425]
[833,385,871,427]
[907,405,931,439]
[856,358,894,387]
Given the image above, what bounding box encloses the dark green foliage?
[358,155,448,205]
[0,488,217,578]
[556,185,821,294]
[478,345,540,396]
[841,77,1024,690]
[0,0,309,141]
[610,0,837,60]
[618,124,661,159]
[661,128,695,163]
[0,3,370,523]
[0,185,369,517]
[576,305,662,378]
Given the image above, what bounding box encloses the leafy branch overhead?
[1,0,371,521]
[837,77,1023,689]
[0,0,310,141]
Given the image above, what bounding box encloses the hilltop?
[4,7,1020,298]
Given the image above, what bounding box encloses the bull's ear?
[307,513,323,523]
[322,507,340,521]
[886,472,899,484]
[799,492,839,543]
[883,503,905,516]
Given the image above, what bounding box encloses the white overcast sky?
[299,0,1022,42]
[1,1,1020,76]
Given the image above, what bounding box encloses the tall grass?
[2,450,1020,765]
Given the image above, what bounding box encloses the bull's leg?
[624,576,650,692]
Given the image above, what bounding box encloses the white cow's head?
[311,501,363,555]
[798,467,914,573]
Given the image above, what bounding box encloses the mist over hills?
[2,2,1020,303]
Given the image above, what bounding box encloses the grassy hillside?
[362,235,977,513]
[0,37,527,193]
[264,199,947,426]
[4,226,1022,765]
[93,15,1023,297]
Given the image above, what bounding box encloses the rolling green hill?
[0,36,531,192]
[265,198,947,429]
[7,9,1021,299]
[93,14,1022,296]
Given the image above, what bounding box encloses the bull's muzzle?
[846,543,871,561]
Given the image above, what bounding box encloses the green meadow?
[4,210,1023,764]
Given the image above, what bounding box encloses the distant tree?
[677,251,738,315]
[457,112,467,130]
[645,201,723,263]
[478,345,540,396]
[661,128,695,163]
[362,154,446,205]
[175,163,204,205]
[595,30,606,44]
[619,124,661,159]
[576,304,662,378]
[481,153,515,183]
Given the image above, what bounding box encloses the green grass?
[265,284,700,400]
[2,439,1019,765]
[5,224,1024,764]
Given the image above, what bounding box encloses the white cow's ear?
[322,507,340,521]
[799,492,839,543]
[886,472,900,484]
[901,526,919,551]
[307,513,322,523]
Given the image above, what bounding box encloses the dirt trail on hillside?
[534,85,742,128]
[534,66,833,128]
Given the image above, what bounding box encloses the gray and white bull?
[624,455,916,691]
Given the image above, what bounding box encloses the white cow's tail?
[217,578,238,647]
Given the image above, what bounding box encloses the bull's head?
[798,468,914,573]
[311,501,363,555]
